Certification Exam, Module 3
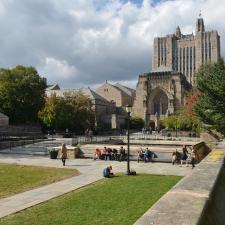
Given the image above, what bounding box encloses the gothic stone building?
[132,17,220,129]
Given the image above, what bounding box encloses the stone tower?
[152,16,220,86]
[133,16,221,129]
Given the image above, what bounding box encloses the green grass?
[0,174,182,225]
[0,163,79,198]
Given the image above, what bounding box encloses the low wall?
[198,154,225,225]
[134,148,225,225]
[51,146,80,159]
[0,139,46,150]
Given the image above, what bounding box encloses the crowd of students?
[172,145,196,169]
[94,146,126,161]
[94,145,196,169]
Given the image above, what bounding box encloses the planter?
[49,150,59,159]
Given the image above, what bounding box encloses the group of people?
[172,145,196,169]
[94,146,126,161]
[137,147,153,163]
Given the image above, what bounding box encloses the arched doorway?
[149,88,169,116]
[149,120,155,131]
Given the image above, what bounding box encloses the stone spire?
[196,12,205,33]
[175,26,181,38]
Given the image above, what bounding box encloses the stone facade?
[152,17,220,86]
[133,16,220,129]
[96,81,135,107]
[132,71,190,129]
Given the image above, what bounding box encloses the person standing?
[61,143,67,166]
[190,146,196,169]
[180,145,188,167]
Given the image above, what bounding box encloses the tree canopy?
[162,89,200,132]
[195,59,225,134]
[0,65,46,124]
[130,116,144,130]
[38,91,95,132]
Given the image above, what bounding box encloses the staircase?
[0,140,62,156]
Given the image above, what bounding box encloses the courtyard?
[0,154,191,223]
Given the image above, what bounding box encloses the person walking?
[61,143,67,166]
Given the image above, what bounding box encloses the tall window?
[158,39,160,66]
[205,35,208,62]
[209,35,211,61]
[183,48,185,73]
[190,47,193,77]
[194,46,196,71]
[186,47,189,78]
[180,48,182,72]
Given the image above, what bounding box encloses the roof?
[114,83,135,97]
[0,112,9,119]
[46,87,110,104]
[81,88,110,103]
[46,84,60,91]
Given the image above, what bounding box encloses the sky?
[0,0,224,89]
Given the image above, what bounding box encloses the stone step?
[0,150,48,156]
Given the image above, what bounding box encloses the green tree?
[130,116,144,130]
[0,65,46,124]
[39,91,95,132]
[195,59,225,134]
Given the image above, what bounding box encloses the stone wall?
[134,147,225,225]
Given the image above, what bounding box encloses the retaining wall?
[134,148,225,225]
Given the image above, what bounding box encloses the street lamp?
[126,104,132,175]
[175,115,178,138]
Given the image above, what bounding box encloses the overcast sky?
[0,0,224,89]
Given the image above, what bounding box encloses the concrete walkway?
[0,155,192,218]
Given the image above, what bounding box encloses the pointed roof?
[81,87,110,103]
[114,83,135,97]
[46,84,60,91]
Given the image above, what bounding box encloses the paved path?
[0,154,192,218]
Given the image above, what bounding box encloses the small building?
[0,112,9,126]
[45,85,116,128]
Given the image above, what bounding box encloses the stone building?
[46,84,130,129]
[152,16,220,85]
[96,81,135,108]
[46,85,115,127]
[132,16,220,129]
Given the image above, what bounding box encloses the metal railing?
[71,133,200,145]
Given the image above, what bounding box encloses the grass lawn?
[0,163,79,198]
[0,174,182,225]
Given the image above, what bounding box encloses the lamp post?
[175,115,178,138]
[126,105,132,175]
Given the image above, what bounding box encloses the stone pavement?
[0,154,192,219]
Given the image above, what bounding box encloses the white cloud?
[40,57,80,83]
[0,0,224,89]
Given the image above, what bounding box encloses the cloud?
[0,0,224,89]
[40,57,80,82]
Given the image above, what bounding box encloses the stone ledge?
[48,146,80,159]
[134,147,225,225]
